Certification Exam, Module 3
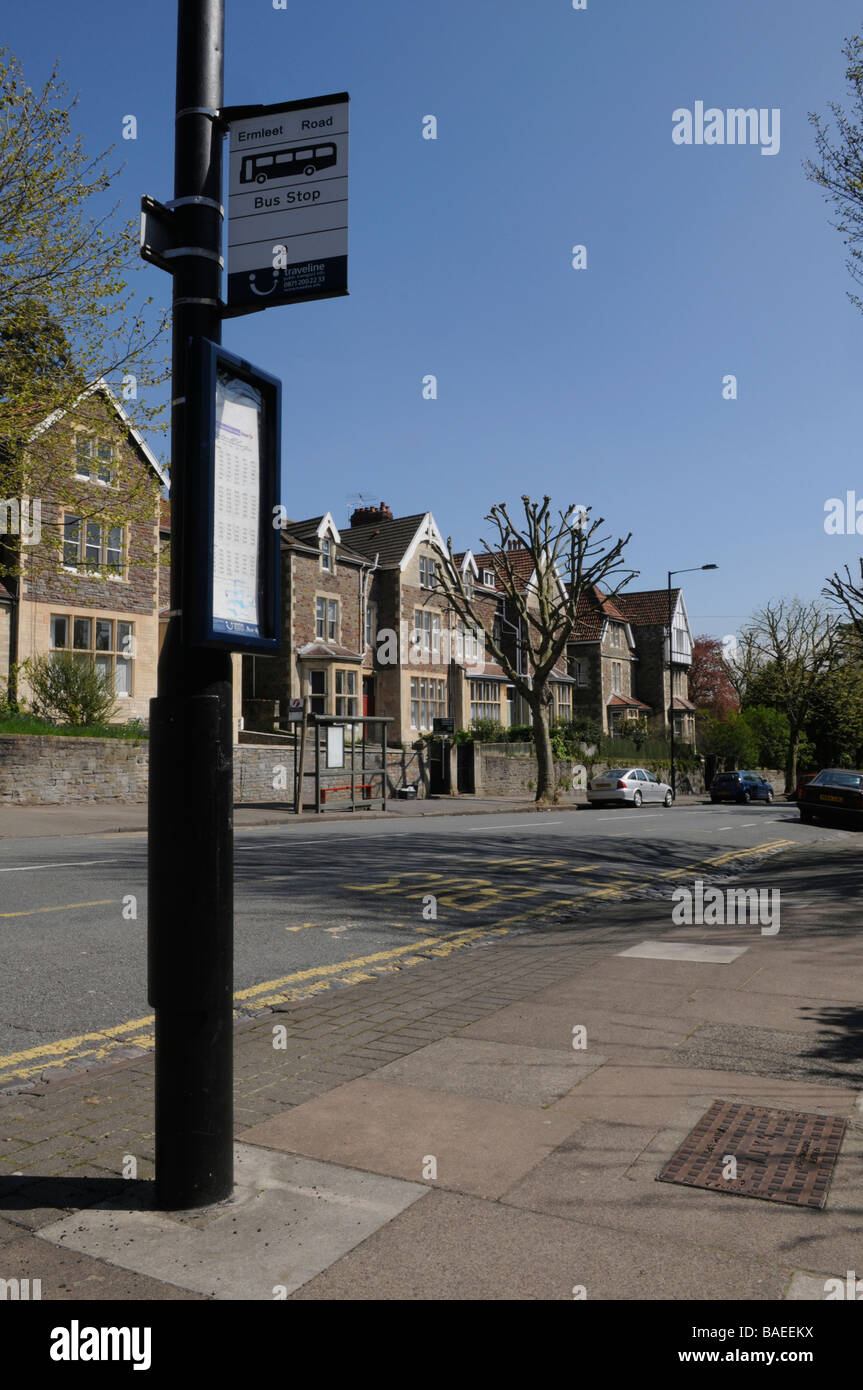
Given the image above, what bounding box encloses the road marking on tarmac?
[0,838,797,1088]
[0,899,120,919]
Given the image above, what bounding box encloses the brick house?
[613,588,697,744]
[565,584,696,742]
[568,585,652,734]
[1,383,167,722]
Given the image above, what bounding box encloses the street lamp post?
[667,564,718,799]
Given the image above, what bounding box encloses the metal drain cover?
[657,1099,847,1208]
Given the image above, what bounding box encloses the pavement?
[0,829,860,1302]
[0,790,706,839]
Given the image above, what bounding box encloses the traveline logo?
[50,1321,151,1371]
[672,102,780,156]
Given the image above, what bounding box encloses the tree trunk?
[530,695,557,803]
[784,728,800,796]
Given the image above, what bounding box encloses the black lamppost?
[667,564,718,798]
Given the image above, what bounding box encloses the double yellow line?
[0,839,796,1088]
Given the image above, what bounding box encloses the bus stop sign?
[223,93,349,317]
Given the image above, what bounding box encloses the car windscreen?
[812,771,863,789]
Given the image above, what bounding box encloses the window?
[335,669,358,716]
[412,609,441,661]
[63,515,81,567]
[574,659,587,687]
[555,687,572,723]
[483,569,496,588]
[470,681,501,723]
[609,623,621,649]
[74,435,114,485]
[457,621,480,663]
[50,613,134,696]
[365,601,377,649]
[320,536,332,571]
[315,597,338,641]
[410,677,446,730]
[63,514,124,573]
[611,661,622,693]
[309,669,326,714]
[419,555,437,589]
[464,572,474,600]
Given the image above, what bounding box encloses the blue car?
[710,771,775,805]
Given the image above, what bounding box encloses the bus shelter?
[302,715,393,813]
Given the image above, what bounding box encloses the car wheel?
[632,791,642,807]
[766,790,774,803]
[663,790,673,807]
[742,791,751,804]
[304,164,316,176]
[799,808,814,824]
[710,796,719,803]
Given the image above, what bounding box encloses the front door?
[362,676,375,717]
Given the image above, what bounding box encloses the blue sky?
[6,0,863,639]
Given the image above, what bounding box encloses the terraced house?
[1,384,167,723]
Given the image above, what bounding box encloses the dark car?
[790,772,817,802]
[798,769,863,826]
[710,771,775,805]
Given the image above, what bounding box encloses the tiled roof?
[0,581,12,602]
[614,588,680,626]
[607,693,652,710]
[471,547,535,589]
[340,513,429,567]
[569,584,629,641]
[297,642,364,662]
[671,696,696,711]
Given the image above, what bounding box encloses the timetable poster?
[212,370,263,638]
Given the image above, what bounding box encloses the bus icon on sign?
[240,143,337,185]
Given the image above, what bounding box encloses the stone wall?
[0,735,426,806]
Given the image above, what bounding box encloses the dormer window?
[321,535,332,571]
[483,569,495,588]
[464,572,474,600]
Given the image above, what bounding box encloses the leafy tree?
[806,31,863,313]
[698,711,759,770]
[806,661,863,768]
[740,706,791,769]
[725,600,842,791]
[688,635,738,715]
[0,47,168,583]
[436,497,635,803]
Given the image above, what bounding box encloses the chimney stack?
[349,501,393,528]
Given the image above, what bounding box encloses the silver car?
[587,767,674,808]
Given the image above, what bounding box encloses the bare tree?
[727,600,842,791]
[805,31,863,313]
[823,559,863,642]
[436,495,634,803]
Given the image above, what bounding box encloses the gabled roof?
[340,512,444,569]
[569,585,631,641]
[614,588,681,626]
[29,377,169,487]
[607,693,652,710]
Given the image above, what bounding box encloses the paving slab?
[370,1037,604,1107]
[673,988,841,1034]
[667,1022,863,1091]
[239,1076,582,1199]
[616,941,750,964]
[459,1001,694,1064]
[739,965,863,1004]
[36,1143,428,1300]
[0,1230,205,1299]
[785,1270,860,1300]
[288,1188,790,1301]
[504,1089,863,1277]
